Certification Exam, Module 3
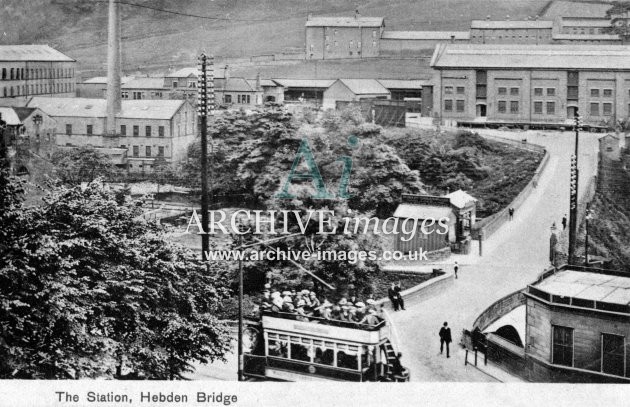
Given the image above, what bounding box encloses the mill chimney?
[106,0,122,134]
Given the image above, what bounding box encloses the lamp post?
[550,223,558,266]
[584,205,594,266]
[568,112,581,265]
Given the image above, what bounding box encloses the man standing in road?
[439,322,452,358]
[394,282,405,311]
[562,214,567,230]
[388,283,399,311]
[454,261,459,279]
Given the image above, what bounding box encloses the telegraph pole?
[568,112,580,265]
[197,54,215,254]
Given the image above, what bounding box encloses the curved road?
[391,129,600,382]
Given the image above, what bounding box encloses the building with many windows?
[0,45,76,106]
[429,44,630,125]
[473,266,629,382]
[26,97,196,172]
[305,14,385,60]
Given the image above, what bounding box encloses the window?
[237,95,241,104]
[133,125,139,137]
[456,99,465,112]
[268,338,288,358]
[65,124,72,135]
[1,68,5,80]
[552,325,573,367]
[590,88,600,97]
[590,102,600,116]
[122,91,129,99]
[246,95,251,104]
[290,339,311,362]
[546,101,556,115]
[86,125,93,135]
[120,125,127,136]
[146,146,151,157]
[534,88,543,96]
[498,100,507,113]
[224,94,232,103]
[603,102,613,116]
[336,345,359,370]
[145,126,151,137]
[158,126,164,138]
[372,30,377,38]
[601,333,625,377]
[534,101,543,114]
[510,101,519,114]
[444,99,453,112]
[158,146,165,157]
[510,87,519,96]
[132,146,139,157]
[188,81,196,88]
[372,40,377,47]
[498,87,507,95]
[546,88,555,96]
[456,86,465,94]
[603,89,613,97]
[444,86,453,94]
[172,81,178,88]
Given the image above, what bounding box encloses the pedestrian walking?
[508,208,514,221]
[439,322,452,358]
[562,214,567,230]
[388,283,399,311]
[454,261,459,279]
[394,282,405,311]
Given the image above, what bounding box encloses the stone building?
[429,44,630,125]
[121,77,169,100]
[0,45,76,106]
[473,266,629,382]
[27,97,196,172]
[77,76,134,98]
[322,79,390,110]
[305,14,385,60]
[469,20,554,44]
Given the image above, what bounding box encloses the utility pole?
[197,54,215,254]
[584,204,593,266]
[568,112,580,265]
[237,233,244,382]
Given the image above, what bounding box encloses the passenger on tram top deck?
[354,302,366,321]
[282,295,295,312]
[359,309,380,326]
[295,299,311,322]
[309,291,320,309]
[317,300,333,319]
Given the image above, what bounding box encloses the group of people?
[259,284,385,326]
[387,282,405,311]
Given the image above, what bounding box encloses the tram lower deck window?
[290,343,311,362]
[314,348,334,366]
[268,339,288,358]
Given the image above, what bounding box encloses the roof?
[445,189,478,209]
[431,43,630,70]
[560,17,611,27]
[532,269,630,307]
[382,31,470,40]
[273,79,336,89]
[393,203,453,220]
[470,20,554,29]
[166,66,226,78]
[246,79,281,88]
[552,34,620,41]
[377,79,427,90]
[122,77,167,90]
[305,16,384,28]
[27,97,186,120]
[0,107,23,125]
[335,79,389,95]
[541,1,612,19]
[12,107,37,122]
[218,77,255,92]
[0,45,74,62]
[82,76,134,85]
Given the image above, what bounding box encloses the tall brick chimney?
[106,0,122,134]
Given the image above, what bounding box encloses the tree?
[51,147,119,185]
[603,2,630,42]
[0,173,231,379]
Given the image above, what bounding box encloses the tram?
[242,311,410,382]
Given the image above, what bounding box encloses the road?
[390,129,600,381]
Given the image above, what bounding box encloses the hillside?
[1,0,548,76]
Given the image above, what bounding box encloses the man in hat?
[271,292,284,313]
[309,291,320,310]
[282,295,295,312]
[360,309,380,326]
[388,283,399,311]
[454,261,459,279]
[317,300,333,319]
[354,302,367,321]
[260,283,272,312]
[439,322,452,358]
[394,282,405,311]
[295,300,311,322]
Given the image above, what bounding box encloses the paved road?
[390,129,600,382]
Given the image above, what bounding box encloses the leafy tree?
[0,173,231,379]
[51,147,119,185]
[603,2,630,42]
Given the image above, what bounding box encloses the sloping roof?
[552,34,620,40]
[377,79,427,90]
[541,0,611,19]
[27,97,186,120]
[218,77,255,92]
[12,107,37,122]
[82,76,134,85]
[122,77,167,89]
[306,16,384,28]
[445,189,478,209]
[470,20,554,29]
[336,79,389,95]
[0,45,74,62]
[533,270,630,306]
[382,31,470,40]
[393,203,453,220]
[246,79,281,88]
[431,43,630,70]
[166,66,226,78]
[273,79,336,89]
[560,17,611,27]
[0,107,23,125]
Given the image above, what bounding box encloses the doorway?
[476,104,487,117]
[567,106,577,119]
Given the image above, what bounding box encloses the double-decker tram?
[242,311,410,382]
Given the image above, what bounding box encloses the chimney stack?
[106,0,122,134]
[255,72,262,91]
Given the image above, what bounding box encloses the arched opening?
[493,325,523,347]
[16,166,30,177]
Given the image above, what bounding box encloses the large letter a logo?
[276,138,334,199]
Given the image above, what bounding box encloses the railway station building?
[430,44,630,127]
